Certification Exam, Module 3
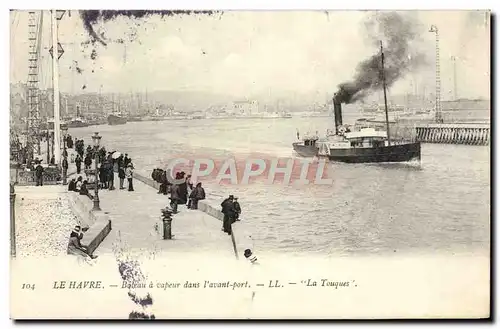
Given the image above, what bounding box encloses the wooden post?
[161,209,173,239]
[163,218,172,239]
[230,224,239,260]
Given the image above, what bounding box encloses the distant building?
[232,100,259,115]
[441,99,490,111]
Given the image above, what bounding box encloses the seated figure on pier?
[67,226,97,260]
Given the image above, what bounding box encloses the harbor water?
[70,116,490,257]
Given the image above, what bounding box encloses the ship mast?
[380,41,391,146]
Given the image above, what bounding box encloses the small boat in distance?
[66,117,90,128]
[292,134,319,157]
[66,104,89,128]
[108,112,127,125]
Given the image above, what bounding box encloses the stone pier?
[415,123,490,146]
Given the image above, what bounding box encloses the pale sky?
[10,10,490,102]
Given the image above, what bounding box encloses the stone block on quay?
[81,215,112,255]
[198,201,224,221]
[67,192,96,229]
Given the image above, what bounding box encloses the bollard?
[161,208,173,240]
[10,183,16,258]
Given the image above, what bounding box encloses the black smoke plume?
[335,12,426,104]
[79,10,221,46]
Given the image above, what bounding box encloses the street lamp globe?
[92,132,101,148]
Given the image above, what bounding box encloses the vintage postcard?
[9,9,490,319]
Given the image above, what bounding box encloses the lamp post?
[46,129,50,164]
[91,132,102,211]
[61,126,68,184]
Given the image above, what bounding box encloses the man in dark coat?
[75,154,82,175]
[156,169,170,194]
[79,180,93,200]
[35,162,44,186]
[169,182,181,213]
[77,141,85,158]
[98,147,106,163]
[84,154,92,170]
[161,170,171,195]
[68,178,76,191]
[221,195,235,235]
[118,155,126,189]
[99,163,108,188]
[189,182,206,210]
[233,197,242,221]
[107,160,115,190]
[178,180,188,205]
[124,153,130,167]
[86,145,92,157]
[66,135,73,148]
[62,156,69,177]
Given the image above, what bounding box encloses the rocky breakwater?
[14,186,80,257]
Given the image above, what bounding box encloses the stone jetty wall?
[366,120,490,146]
[415,124,490,146]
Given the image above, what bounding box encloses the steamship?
[107,112,127,125]
[293,98,421,163]
[293,44,421,163]
[66,105,89,128]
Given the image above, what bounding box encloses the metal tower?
[429,25,443,123]
[451,56,458,101]
[26,11,43,160]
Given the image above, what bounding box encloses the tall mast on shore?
[51,9,61,164]
[26,11,43,160]
[380,41,391,146]
[429,25,443,123]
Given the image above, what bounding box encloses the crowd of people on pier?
[151,170,207,213]
[66,137,136,195]
[151,167,242,236]
[64,137,243,261]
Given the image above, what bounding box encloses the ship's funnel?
[333,94,343,135]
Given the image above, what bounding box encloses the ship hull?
[292,142,318,157]
[107,115,127,125]
[325,142,421,163]
[67,121,89,128]
[127,116,143,122]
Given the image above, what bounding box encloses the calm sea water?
[70,116,490,257]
